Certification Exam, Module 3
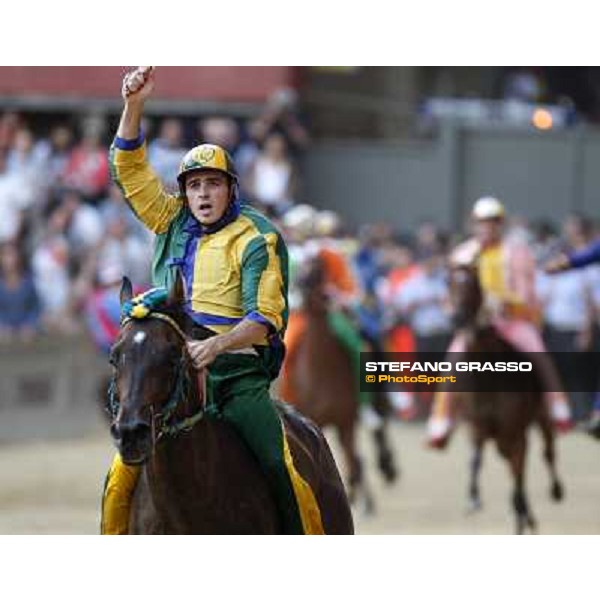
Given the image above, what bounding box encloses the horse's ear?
[120,276,133,305]
[167,268,186,306]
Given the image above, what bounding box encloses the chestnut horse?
[107,273,353,534]
[286,255,397,514]
[447,265,564,534]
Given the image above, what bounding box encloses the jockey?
[101,67,323,535]
[280,206,374,414]
[427,196,573,448]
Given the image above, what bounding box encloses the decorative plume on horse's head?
[121,287,169,321]
[119,270,186,322]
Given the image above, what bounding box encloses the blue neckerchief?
[183,199,241,237]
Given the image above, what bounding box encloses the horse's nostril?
[114,421,151,445]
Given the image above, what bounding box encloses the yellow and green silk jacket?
[109,134,289,375]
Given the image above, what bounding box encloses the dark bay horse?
[286,255,397,513]
[108,273,353,534]
[448,265,564,534]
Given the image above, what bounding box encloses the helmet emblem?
[194,146,216,164]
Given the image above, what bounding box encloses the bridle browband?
[107,311,206,444]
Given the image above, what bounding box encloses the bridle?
[107,311,206,446]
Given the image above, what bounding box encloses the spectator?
[84,263,126,355]
[96,208,153,288]
[0,241,41,343]
[6,128,49,176]
[248,87,310,153]
[531,219,561,263]
[503,68,545,103]
[32,201,73,333]
[415,220,449,261]
[199,116,258,185]
[62,116,109,202]
[0,112,20,154]
[59,188,105,261]
[245,131,297,216]
[45,124,74,187]
[148,117,186,192]
[99,182,152,243]
[0,150,36,243]
[397,244,452,354]
[376,238,419,354]
[354,223,393,296]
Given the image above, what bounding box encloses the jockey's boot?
[427,388,454,450]
[100,454,140,534]
[548,393,573,433]
[427,415,453,449]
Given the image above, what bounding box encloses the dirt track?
[0,418,598,534]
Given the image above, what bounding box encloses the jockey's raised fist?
[122,66,155,103]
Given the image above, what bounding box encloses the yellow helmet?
[177,143,238,196]
[472,196,505,220]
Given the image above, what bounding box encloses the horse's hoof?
[379,460,399,484]
[426,435,450,451]
[466,498,482,515]
[385,468,399,485]
[363,496,376,517]
[528,519,538,534]
[551,481,564,502]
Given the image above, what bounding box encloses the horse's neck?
[144,420,214,526]
[142,417,281,533]
[464,322,511,353]
[303,291,329,322]
[145,368,208,508]
[305,305,328,323]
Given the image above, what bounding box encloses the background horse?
[108,273,353,534]
[447,265,564,534]
[285,255,397,513]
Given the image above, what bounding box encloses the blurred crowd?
[0,87,309,346]
[1,96,600,422]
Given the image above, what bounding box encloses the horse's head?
[449,264,483,329]
[297,253,328,313]
[108,271,205,465]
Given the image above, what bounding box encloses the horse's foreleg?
[506,437,537,535]
[373,426,398,484]
[538,411,565,502]
[338,424,374,515]
[372,391,398,484]
[467,436,484,513]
